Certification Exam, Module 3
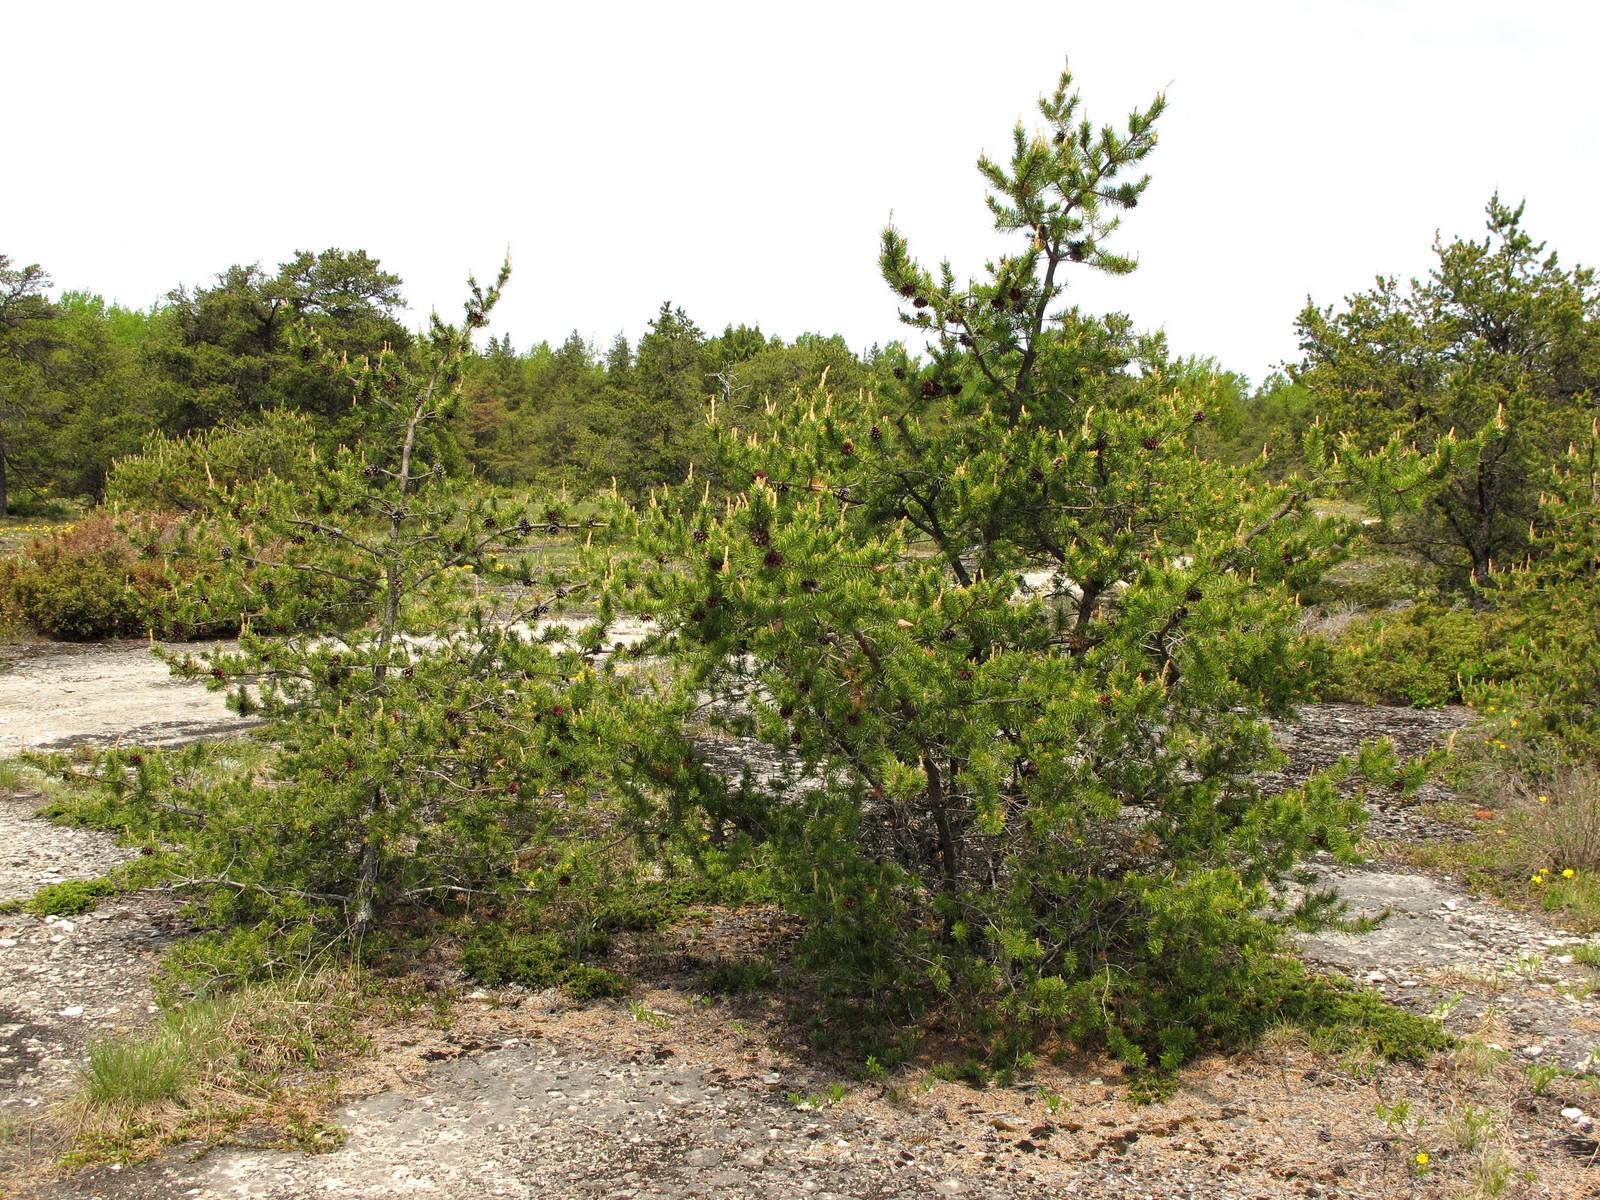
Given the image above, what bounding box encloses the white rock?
[58,1006,83,1018]
[0,938,15,948]
[1521,1044,1545,1057]
[1562,1107,1584,1121]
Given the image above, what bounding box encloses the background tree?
[589,302,714,496]
[1294,198,1600,588]
[159,248,410,438]
[0,255,58,515]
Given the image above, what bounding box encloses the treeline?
[0,251,880,511]
[2,248,1330,518]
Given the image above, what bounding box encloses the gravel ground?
[3,644,1599,1198]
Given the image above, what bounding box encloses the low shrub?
[3,512,169,640]
[0,507,351,641]
[460,925,630,998]
[24,878,115,916]
[1316,603,1501,707]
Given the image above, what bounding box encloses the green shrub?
[24,878,115,915]
[4,513,164,639]
[561,964,632,999]
[613,64,1439,1069]
[105,410,323,513]
[1317,603,1500,706]
[460,926,630,998]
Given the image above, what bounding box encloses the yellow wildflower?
[1414,1152,1429,1167]
[1564,869,1576,879]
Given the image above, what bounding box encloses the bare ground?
[1,644,1598,1198]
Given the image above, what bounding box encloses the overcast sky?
[8,0,1596,386]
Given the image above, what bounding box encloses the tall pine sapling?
[618,65,1413,1064]
[131,263,684,970]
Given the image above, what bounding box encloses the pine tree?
[618,66,1400,1063]
[1295,198,1600,589]
[130,263,685,969]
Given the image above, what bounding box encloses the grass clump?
[23,878,115,916]
[66,970,369,1166]
[700,957,776,995]
[83,1034,191,1110]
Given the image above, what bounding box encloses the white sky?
[8,0,1596,387]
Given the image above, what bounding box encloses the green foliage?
[1471,431,1600,748]
[160,248,412,440]
[1317,603,1499,707]
[459,926,630,997]
[75,264,698,991]
[611,65,1408,1064]
[105,409,324,512]
[1297,197,1600,589]
[2,512,181,639]
[24,877,114,915]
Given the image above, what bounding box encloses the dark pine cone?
[1141,436,1160,451]
[691,528,708,543]
[750,528,771,547]
[763,549,784,568]
[800,579,821,595]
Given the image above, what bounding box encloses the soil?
[2,643,1598,1198]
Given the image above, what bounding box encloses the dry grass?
[59,969,369,1166]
